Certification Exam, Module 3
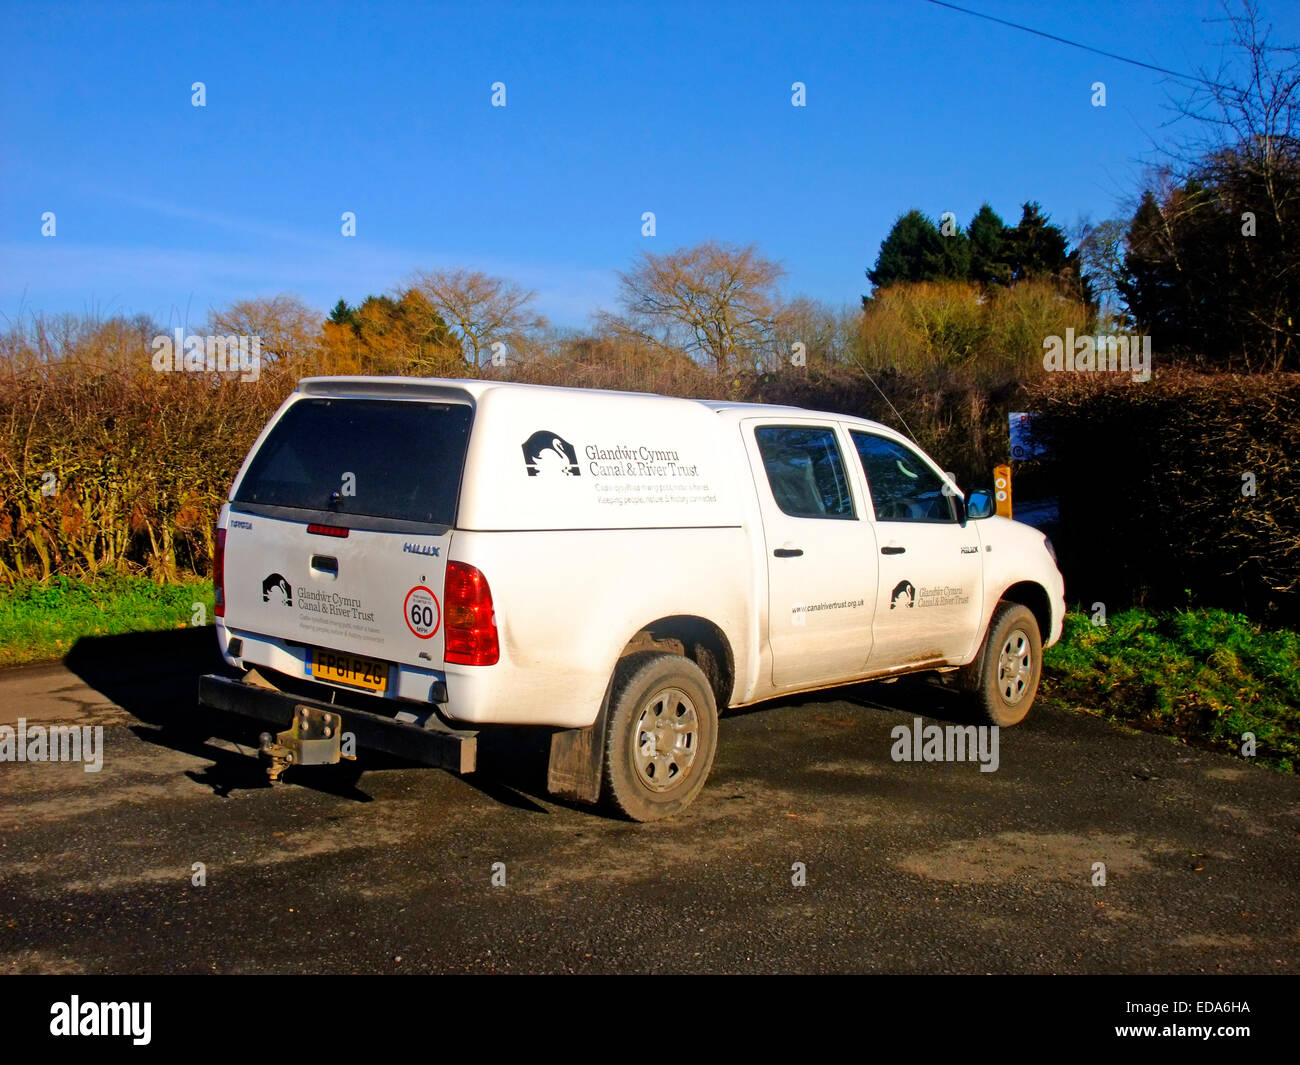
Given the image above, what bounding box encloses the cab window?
[851,431,955,523]
[755,426,856,519]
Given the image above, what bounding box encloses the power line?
[920,0,1230,91]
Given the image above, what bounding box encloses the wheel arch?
[615,615,736,711]
[995,580,1053,642]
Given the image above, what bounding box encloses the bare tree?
[1073,216,1129,317]
[1132,0,1300,366]
[774,296,853,372]
[206,294,322,363]
[601,240,786,375]
[407,269,544,370]
[1168,0,1300,227]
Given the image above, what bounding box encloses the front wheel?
[960,602,1042,727]
[601,653,718,822]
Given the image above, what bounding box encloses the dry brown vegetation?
[0,279,1064,584]
[3,248,1293,623]
[0,315,293,582]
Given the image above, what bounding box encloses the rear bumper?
[197,673,477,773]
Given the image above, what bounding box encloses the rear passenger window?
[754,426,855,519]
[851,431,956,523]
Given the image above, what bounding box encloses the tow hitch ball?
[259,705,352,783]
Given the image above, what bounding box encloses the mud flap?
[546,679,613,805]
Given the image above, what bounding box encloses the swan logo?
[889,579,916,610]
[262,573,292,606]
[522,430,580,476]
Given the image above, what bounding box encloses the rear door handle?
[773,548,803,558]
[311,554,339,576]
[881,546,906,555]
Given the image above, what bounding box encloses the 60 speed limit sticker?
[404,585,441,639]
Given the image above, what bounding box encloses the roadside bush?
[0,317,296,581]
[856,278,1092,378]
[1026,370,1300,623]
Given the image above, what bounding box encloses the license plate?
[310,648,389,692]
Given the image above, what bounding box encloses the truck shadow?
[63,628,981,809]
[733,672,986,726]
[64,628,377,800]
[461,673,988,813]
[62,627,557,805]
[64,626,234,732]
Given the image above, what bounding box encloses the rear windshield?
[234,398,472,525]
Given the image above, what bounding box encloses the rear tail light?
[307,523,349,538]
[214,527,226,618]
[444,562,499,666]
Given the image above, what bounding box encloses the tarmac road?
[1,627,1297,974]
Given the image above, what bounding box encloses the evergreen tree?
[866,210,968,296]
[327,298,357,330]
[967,203,1011,286]
[1006,202,1070,280]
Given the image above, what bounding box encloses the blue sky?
[3,0,1294,331]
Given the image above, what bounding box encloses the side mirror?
[966,489,994,520]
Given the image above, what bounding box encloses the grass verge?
[0,574,214,667]
[1043,607,1299,772]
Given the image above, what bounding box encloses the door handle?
[881,545,906,555]
[310,554,339,576]
[773,548,803,558]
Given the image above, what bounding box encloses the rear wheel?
[961,602,1042,727]
[601,653,718,822]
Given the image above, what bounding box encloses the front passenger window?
[851,431,956,523]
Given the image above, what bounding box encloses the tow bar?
[259,704,353,783]
[198,673,478,782]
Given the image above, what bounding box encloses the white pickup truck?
[199,376,1064,820]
